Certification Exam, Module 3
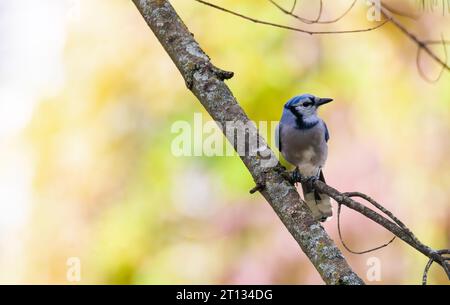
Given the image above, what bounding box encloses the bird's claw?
[319,216,328,222]
[290,168,317,185]
[305,174,318,183]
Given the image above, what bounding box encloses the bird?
[275,94,333,222]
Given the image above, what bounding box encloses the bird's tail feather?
[301,170,332,222]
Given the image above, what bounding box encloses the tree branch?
[309,179,450,282]
[131,0,364,285]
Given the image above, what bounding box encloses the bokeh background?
[0,0,449,284]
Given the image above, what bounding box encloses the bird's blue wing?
[275,124,282,152]
[324,122,329,142]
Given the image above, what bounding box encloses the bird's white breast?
[279,122,328,177]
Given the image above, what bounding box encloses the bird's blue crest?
[284,94,315,108]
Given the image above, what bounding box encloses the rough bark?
[132,0,364,285]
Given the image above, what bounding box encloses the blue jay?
[275,94,333,222]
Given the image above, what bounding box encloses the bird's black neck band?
[289,107,318,130]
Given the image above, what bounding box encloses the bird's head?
[284,94,333,118]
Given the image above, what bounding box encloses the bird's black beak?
[315,97,333,107]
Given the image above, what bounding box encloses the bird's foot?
[287,168,320,187]
[304,175,319,189]
[291,167,302,184]
[289,168,318,185]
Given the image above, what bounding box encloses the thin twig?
[270,0,357,24]
[416,34,448,82]
[337,203,396,254]
[269,0,315,24]
[314,0,323,23]
[290,0,297,14]
[423,249,450,285]
[249,183,265,194]
[343,192,410,233]
[195,0,389,35]
[423,40,450,45]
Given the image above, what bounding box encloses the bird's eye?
[303,102,313,107]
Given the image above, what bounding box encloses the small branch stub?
[249,183,265,194]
